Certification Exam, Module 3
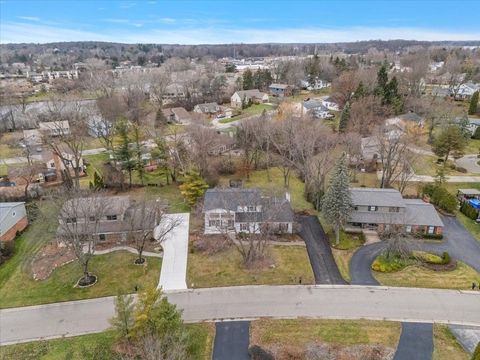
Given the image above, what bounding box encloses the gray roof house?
[193,102,221,116]
[348,188,444,235]
[302,99,331,119]
[0,202,28,242]
[203,188,294,234]
[231,89,269,108]
[269,83,293,97]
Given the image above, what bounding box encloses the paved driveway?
[298,216,346,285]
[155,213,190,291]
[213,321,250,360]
[393,323,433,360]
[349,242,384,285]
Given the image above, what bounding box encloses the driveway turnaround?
[298,216,346,284]
[393,323,433,360]
[155,213,190,291]
[213,321,250,360]
[349,242,385,285]
[2,285,479,345]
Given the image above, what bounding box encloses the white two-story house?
[203,188,294,235]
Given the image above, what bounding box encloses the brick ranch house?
[348,188,444,235]
[203,188,294,235]
[56,196,159,245]
[0,202,28,241]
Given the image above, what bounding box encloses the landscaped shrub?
[460,201,479,220]
[421,233,444,240]
[415,251,443,264]
[441,251,451,265]
[371,255,410,273]
[0,240,15,265]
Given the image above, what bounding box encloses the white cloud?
[17,16,40,22]
[103,18,130,24]
[159,18,176,24]
[1,22,479,45]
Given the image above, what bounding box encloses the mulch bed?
[421,260,457,272]
[31,241,76,281]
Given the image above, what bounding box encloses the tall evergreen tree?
[339,101,350,132]
[353,81,367,99]
[469,91,479,115]
[321,153,353,245]
[433,125,467,165]
[115,119,135,188]
[375,64,389,96]
[242,69,254,90]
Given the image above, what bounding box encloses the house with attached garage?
[269,83,293,97]
[203,188,294,235]
[193,102,222,118]
[0,202,28,241]
[230,89,269,108]
[348,188,444,236]
[162,107,192,125]
[56,195,160,244]
[302,99,332,119]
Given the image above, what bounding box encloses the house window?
[99,234,106,241]
[368,206,378,212]
[106,215,117,221]
[278,223,288,233]
[89,216,96,222]
[66,217,76,224]
[406,225,412,233]
[240,223,249,232]
[354,206,358,210]
[389,207,399,213]
[247,206,255,212]
[50,163,55,168]
[427,226,435,234]
[209,220,221,228]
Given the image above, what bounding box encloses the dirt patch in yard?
[31,241,76,281]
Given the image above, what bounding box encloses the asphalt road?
[213,321,250,360]
[298,215,346,285]
[2,285,479,345]
[393,323,433,360]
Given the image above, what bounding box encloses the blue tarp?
[468,199,480,209]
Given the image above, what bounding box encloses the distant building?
[269,83,293,97]
[163,83,186,100]
[0,202,28,241]
[452,82,480,101]
[301,79,329,91]
[193,102,222,117]
[230,89,269,108]
[302,99,331,119]
[38,121,70,137]
[320,97,340,111]
[162,107,192,125]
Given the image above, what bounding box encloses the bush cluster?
[460,201,479,220]
[422,184,457,213]
[0,241,15,266]
[371,255,409,273]
[422,233,444,240]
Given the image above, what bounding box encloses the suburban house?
[207,134,236,156]
[38,120,71,137]
[87,117,113,138]
[320,97,340,111]
[162,107,192,124]
[203,188,294,235]
[42,151,85,179]
[193,102,222,118]
[0,202,28,241]
[230,89,269,108]
[56,195,158,243]
[269,83,293,97]
[302,99,331,119]
[301,79,329,91]
[360,136,381,165]
[348,188,444,235]
[466,118,480,135]
[452,82,480,100]
[386,112,425,131]
[23,129,43,146]
[457,189,480,201]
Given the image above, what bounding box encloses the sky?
[1,0,479,44]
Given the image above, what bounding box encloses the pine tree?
[432,125,466,165]
[375,64,389,96]
[469,91,479,115]
[115,119,135,188]
[110,294,135,342]
[179,170,209,206]
[353,81,367,99]
[339,102,350,133]
[321,153,353,245]
[242,69,253,90]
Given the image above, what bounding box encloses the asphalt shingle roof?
[350,188,405,207]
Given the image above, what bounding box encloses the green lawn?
[188,245,314,288]
[0,251,161,308]
[220,167,314,211]
[464,137,480,155]
[241,103,274,115]
[456,211,480,242]
[433,324,470,360]
[0,324,215,360]
[328,231,364,283]
[251,319,401,348]
[373,261,480,290]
